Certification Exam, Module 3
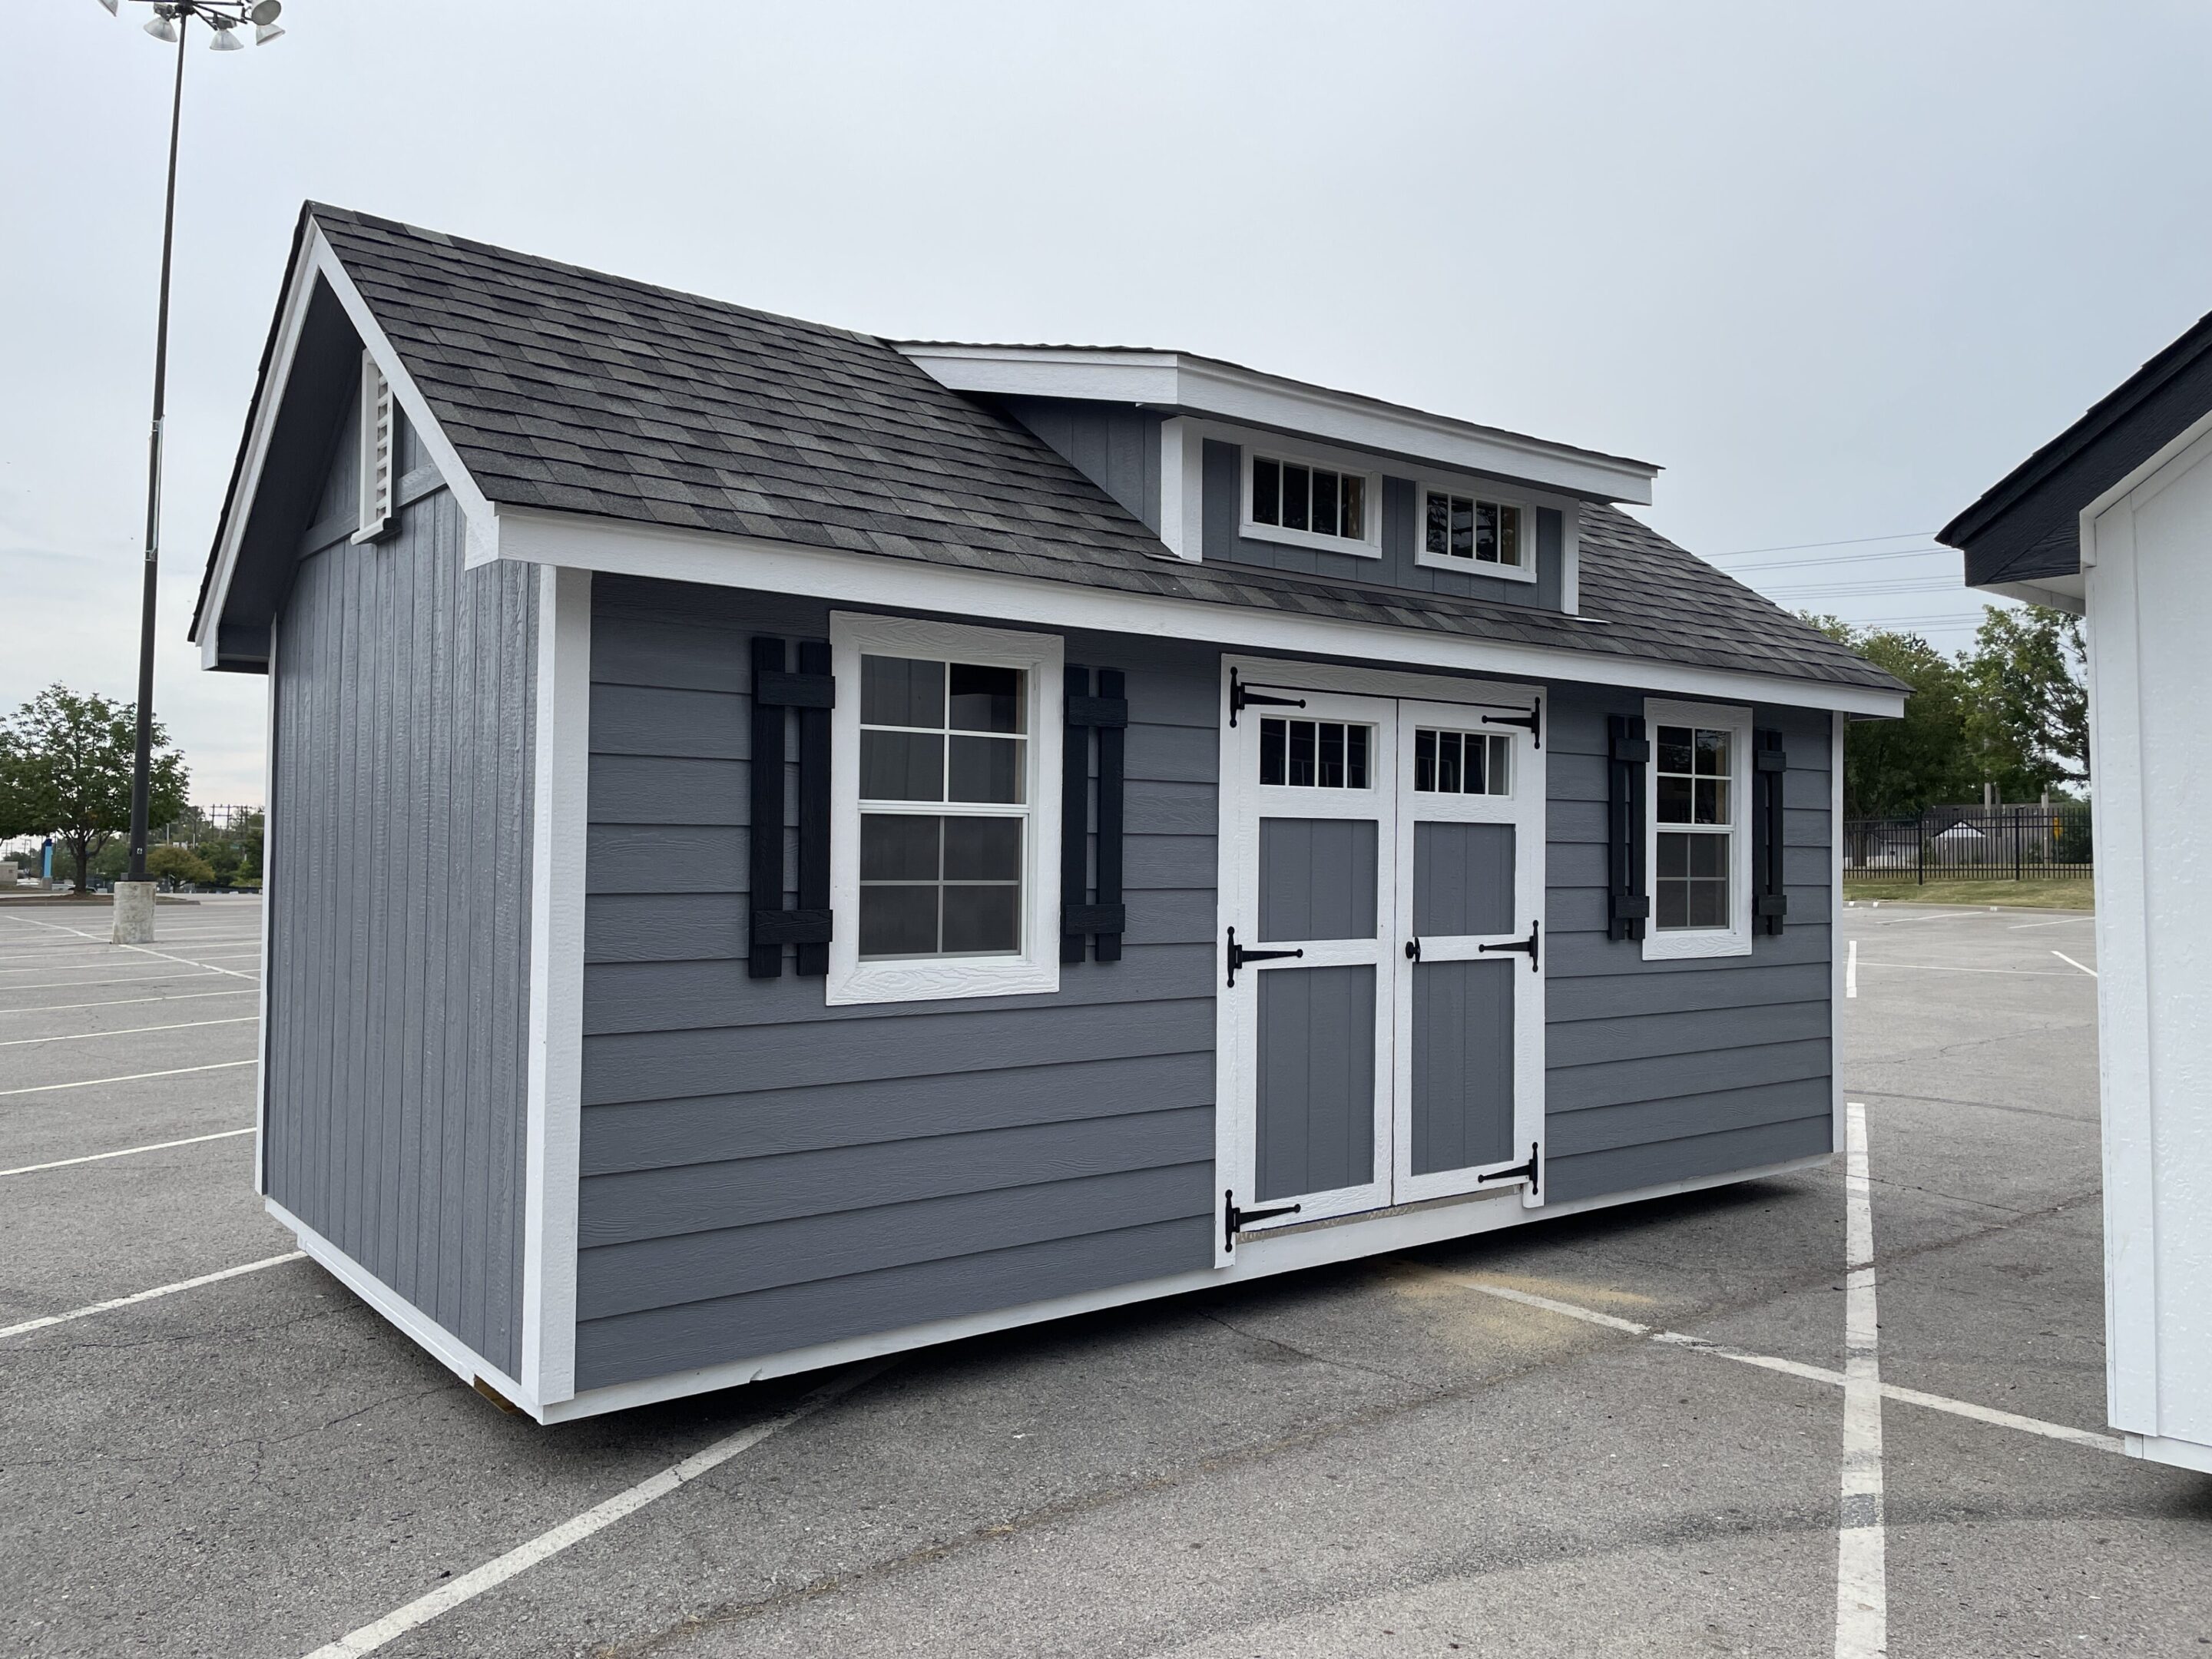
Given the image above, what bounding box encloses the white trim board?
[895,345,1659,505]
[254,620,277,1196]
[520,566,591,1407]
[492,507,1906,718]
[543,1151,1830,1423]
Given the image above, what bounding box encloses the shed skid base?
[2123,1433,2212,1475]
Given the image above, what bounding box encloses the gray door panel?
[1260,818,1379,941]
[1410,958,1516,1175]
[1412,822,1517,937]
[1256,964,1377,1201]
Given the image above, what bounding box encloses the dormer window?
[1418,487,1533,581]
[353,352,395,543]
[1242,450,1382,557]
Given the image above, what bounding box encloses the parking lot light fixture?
[90,0,286,944]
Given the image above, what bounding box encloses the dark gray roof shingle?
[304,204,1899,696]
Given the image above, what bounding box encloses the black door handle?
[1478,920,1541,972]
[1405,937,1421,962]
[1226,926,1303,987]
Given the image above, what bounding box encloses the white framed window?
[1642,698,1753,960]
[1415,485,1537,582]
[827,613,1062,1005]
[1257,715,1373,789]
[1242,449,1383,558]
[1412,727,1511,796]
[353,351,395,544]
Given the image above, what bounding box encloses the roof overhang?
[192,213,499,673]
[896,345,1659,505]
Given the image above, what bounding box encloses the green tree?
[1963,605,2088,797]
[146,844,217,888]
[1805,616,1979,816]
[0,686,190,898]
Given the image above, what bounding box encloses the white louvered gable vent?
[353,351,395,541]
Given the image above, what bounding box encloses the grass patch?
[1843,876,2094,910]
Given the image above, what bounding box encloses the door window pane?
[1340,474,1366,541]
[1282,464,1311,531]
[1253,456,1281,526]
[1412,729,1511,796]
[1259,718,1376,790]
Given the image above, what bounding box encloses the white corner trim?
[825,611,1064,1006]
[1560,503,1582,615]
[1831,709,1846,1159]
[491,507,1906,719]
[254,619,278,1197]
[539,1150,1828,1422]
[2124,1432,2212,1475]
[269,1194,541,1418]
[199,221,503,667]
[1158,416,1204,561]
[1641,697,1756,961]
[521,566,591,1407]
[895,346,1658,505]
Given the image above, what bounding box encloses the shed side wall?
[574,577,1220,1391]
[264,404,537,1379]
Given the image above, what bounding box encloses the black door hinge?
[1478,1142,1541,1197]
[1227,926,1304,987]
[1224,1189,1303,1253]
[1484,703,1542,750]
[1229,667,1308,727]
[1478,919,1541,972]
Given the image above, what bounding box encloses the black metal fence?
[1843,805,2092,882]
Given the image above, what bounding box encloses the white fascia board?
[540,1151,1830,1422]
[197,225,502,668]
[492,506,1908,718]
[899,346,1657,506]
[1977,576,2084,615]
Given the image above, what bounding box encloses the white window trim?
[353,350,394,544]
[1412,482,1540,584]
[1641,697,1753,961]
[827,612,1063,1005]
[1240,446,1385,558]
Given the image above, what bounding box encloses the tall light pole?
[95,0,285,945]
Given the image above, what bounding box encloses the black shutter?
[1753,728,1788,935]
[1061,666,1130,962]
[747,637,836,979]
[1607,714,1649,942]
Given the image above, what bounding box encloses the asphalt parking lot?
[3,894,2207,1657]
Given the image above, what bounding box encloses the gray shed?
[192,204,1906,1422]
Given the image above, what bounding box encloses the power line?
[1711,545,1954,575]
[1706,529,1937,558]
[1761,576,1962,599]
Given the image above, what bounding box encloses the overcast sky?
[5,1,2209,803]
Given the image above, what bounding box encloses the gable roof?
[1940,306,2212,587]
[197,203,1900,698]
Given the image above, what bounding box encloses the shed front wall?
[573,576,1835,1391]
[264,404,538,1380]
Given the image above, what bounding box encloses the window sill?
[1641,927,1753,962]
[1412,549,1538,584]
[1237,519,1382,559]
[825,955,1061,1007]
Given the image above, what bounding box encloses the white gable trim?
[197,222,501,668]
[899,346,1658,505]
[490,505,1906,717]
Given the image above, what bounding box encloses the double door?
[1216,681,1545,1261]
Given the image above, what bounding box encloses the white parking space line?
[0,1015,258,1048]
[1,1126,255,1177]
[0,915,258,982]
[1853,960,2078,977]
[0,1058,257,1098]
[2051,951,2098,979]
[0,988,259,1017]
[2007,916,2091,929]
[1846,939,1857,998]
[1427,1277,2122,1454]
[298,1359,892,1659]
[0,969,245,992]
[0,1251,303,1340]
[1834,1101,1886,1659]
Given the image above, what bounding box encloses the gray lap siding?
[1540,687,1834,1203]
[575,577,1221,1392]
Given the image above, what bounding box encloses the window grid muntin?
[857,653,1032,960]
[1259,717,1373,790]
[1654,722,1732,932]
[1412,728,1512,796]
[1422,488,1524,568]
[1250,455,1368,542]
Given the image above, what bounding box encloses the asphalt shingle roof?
[303,204,1900,696]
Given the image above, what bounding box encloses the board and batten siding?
[999,399,1164,532]
[1538,686,1834,1203]
[576,577,1220,1392]
[264,398,537,1379]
